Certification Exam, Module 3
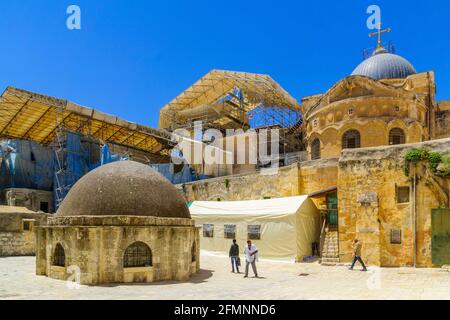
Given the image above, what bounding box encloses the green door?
[326,192,338,226]
[432,209,450,266]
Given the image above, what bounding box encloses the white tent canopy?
[190,196,320,261]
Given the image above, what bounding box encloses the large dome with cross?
[351,47,417,80]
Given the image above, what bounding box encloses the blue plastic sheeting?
[101,144,128,165]
[215,87,243,104]
[149,163,197,185]
[0,139,54,191]
[54,132,99,205]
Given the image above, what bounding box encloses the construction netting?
[54,132,105,208]
[0,139,54,191]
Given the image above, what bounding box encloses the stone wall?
[0,230,35,256]
[338,138,450,267]
[0,206,48,256]
[180,163,301,201]
[180,159,339,202]
[435,110,450,139]
[36,216,200,285]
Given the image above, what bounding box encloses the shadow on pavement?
[99,269,214,288]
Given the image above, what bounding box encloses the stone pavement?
[0,252,449,300]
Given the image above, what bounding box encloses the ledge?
[45,216,195,227]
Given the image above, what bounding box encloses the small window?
[348,108,354,115]
[313,119,318,127]
[123,242,152,268]
[342,130,361,149]
[191,242,197,262]
[53,243,66,267]
[396,186,410,204]
[394,106,400,112]
[311,139,321,160]
[203,224,214,238]
[248,225,261,240]
[40,202,49,213]
[23,221,32,231]
[224,224,236,239]
[390,229,402,244]
[389,128,406,145]
[30,152,36,162]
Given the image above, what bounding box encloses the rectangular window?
[203,224,214,238]
[224,224,236,239]
[390,229,402,244]
[247,225,261,240]
[396,186,410,204]
[23,221,32,231]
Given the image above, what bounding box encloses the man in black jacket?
[229,239,240,273]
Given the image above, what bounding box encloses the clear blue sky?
[0,0,449,128]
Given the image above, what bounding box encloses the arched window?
[389,128,406,145]
[342,130,361,149]
[191,242,196,262]
[311,139,321,160]
[53,243,65,267]
[123,242,152,268]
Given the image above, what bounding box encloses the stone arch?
[53,243,66,267]
[123,241,152,268]
[389,128,406,145]
[342,129,361,149]
[311,138,321,160]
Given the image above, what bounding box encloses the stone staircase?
[320,227,340,266]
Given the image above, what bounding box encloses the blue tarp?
[53,132,95,205]
[101,144,128,165]
[0,139,54,191]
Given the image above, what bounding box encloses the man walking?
[349,239,368,271]
[244,240,258,278]
[229,239,240,273]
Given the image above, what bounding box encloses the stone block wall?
[435,110,450,139]
[37,216,200,285]
[338,139,450,267]
[0,230,35,256]
[180,159,339,202]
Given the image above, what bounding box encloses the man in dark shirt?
[229,239,240,273]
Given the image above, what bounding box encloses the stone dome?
[57,161,191,219]
[351,47,417,80]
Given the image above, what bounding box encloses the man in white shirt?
[243,240,259,278]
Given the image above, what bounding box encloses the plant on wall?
[404,148,449,177]
[224,178,230,190]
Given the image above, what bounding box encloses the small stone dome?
[57,161,190,218]
[351,47,417,80]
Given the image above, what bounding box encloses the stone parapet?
[46,215,195,227]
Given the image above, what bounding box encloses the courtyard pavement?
[0,252,449,300]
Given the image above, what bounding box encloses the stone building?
[178,41,450,267]
[0,206,48,256]
[301,46,449,161]
[36,161,200,285]
[1,188,54,213]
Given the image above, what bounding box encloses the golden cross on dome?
[369,22,391,49]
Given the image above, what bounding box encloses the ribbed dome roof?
[351,47,417,80]
[57,161,191,219]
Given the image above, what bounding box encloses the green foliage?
[437,155,450,177]
[428,152,443,172]
[224,179,230,189]
[404,148,449,177]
